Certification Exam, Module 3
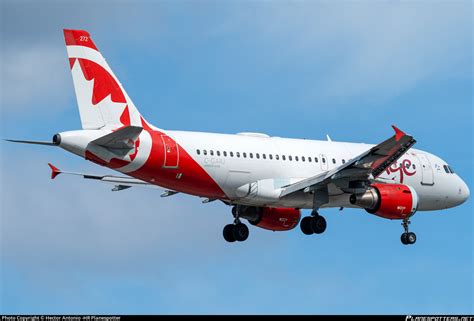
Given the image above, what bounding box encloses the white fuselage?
[57,125,470,213]
[166,130,468,211]
[57,127,470,212]
[144,129,470,211]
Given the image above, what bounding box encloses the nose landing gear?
[401,218,416,245]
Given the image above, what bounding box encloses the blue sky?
[1,0,472,315]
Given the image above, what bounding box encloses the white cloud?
[2,2,469,115]
[0,0,142,113]
[228,1,472,105]
[320,2,471,104]
[0,45,71,112]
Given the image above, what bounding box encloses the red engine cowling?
[237,206,301,231]
[349,183,418,219]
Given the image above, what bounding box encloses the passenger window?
[203,150,207,156]
[405,162,410,169]
[223,151,227,157]
[217,151,220,156]
[295,156,299,161]
[275,155,279,160]
[243,152,247,158]
[289,155,292,161]
[269,154,273,160]
[302,156,305,162]
[308,157,312,163]
[236,152,240,158]
[412,164,415,169]
[282,155,286,161]
[315,157,319,163]
[249,153,253,159]
[230,151,234,157]
[197,149,201,155]
[256,153,260,159]
[262,154,266,159]
[332,158,336,164]
[342,159,345,164]
[210,150,214,156]
[322,158,326,163]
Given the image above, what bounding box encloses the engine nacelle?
[349,183,418,219]
[236,206,301,231]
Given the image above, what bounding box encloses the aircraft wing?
[47,163,181,197]
[47,163,153,191]
[279,126,416,197]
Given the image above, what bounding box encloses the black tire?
[400,233,409,245]
[223,224,236,243]
[407,232,416,244]
[232,223,249,242]
[300,216,313,235]
[310,216,327,234]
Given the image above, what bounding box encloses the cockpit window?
[448,166,455,174]
[443,165,450,174]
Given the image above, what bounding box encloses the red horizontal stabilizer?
[391,125,406,142]
[48,163,61,180]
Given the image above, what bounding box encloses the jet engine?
[235,206,301,231]
[349,183,418,219]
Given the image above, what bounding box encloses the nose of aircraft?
[456,176,470,205]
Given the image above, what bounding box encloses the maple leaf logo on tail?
[64,29,145,130]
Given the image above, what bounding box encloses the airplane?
[7,29,470,245]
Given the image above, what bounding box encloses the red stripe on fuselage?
[83,118,227,199]
[127,119,227,199]
[85,150,130,169]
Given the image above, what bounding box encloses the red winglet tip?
[391,125,406,141]
[48,163,61,180]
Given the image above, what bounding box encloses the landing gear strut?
[400,218,416,245]
[300,210,327,235]
[223,206,250,243]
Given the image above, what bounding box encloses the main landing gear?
[223,222,249,242]
[223,206,249,243]
[300,210,327,235]
[400,218,416,245]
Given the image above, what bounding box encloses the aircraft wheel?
[223,224,236,243]
[310,215,327,234]
[232,223,249,242]
[300,216,313,235]
[407,232,416,244]
[401,233,409,245]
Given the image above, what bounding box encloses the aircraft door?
[415,153,434,185]
[161,135,179,168]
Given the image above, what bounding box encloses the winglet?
[48,163,61,180]
[391,125,406,142]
